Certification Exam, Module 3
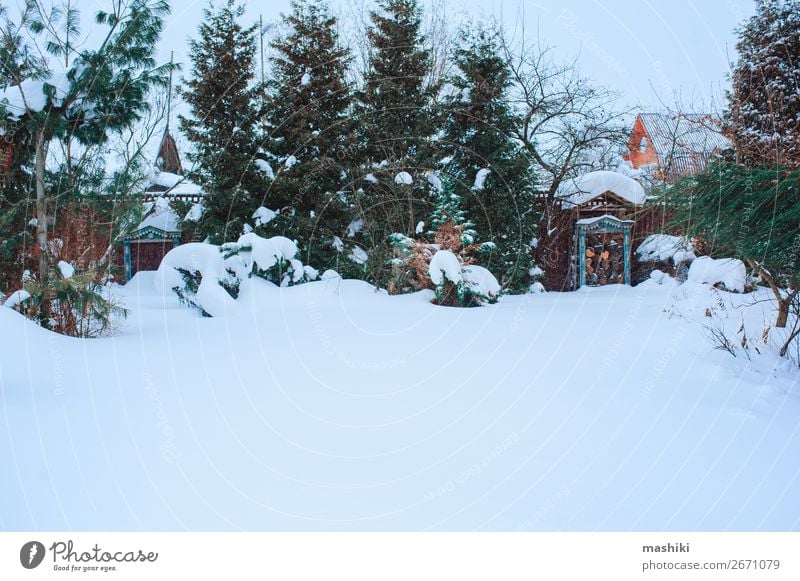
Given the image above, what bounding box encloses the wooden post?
[623,227,631,285]
[578,226,586,288]
[123,239,132,281]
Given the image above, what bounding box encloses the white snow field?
[1,273,799,531]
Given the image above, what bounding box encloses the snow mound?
[349,246,368,265]
[154,243,222,294]
[254,159,275,179]
[185,203,205,222]
[320,269,341,281]
[687,256,746,292]
[196,268,239,318]
[559,171,646,208]
[57,261,75,279]
[428,250,462,285]
[346,219,364,237]
[3,289,31,309]
[462,264,501,297]
[246,235,299,271]
[137,197,180,232]
[426,172,443,192]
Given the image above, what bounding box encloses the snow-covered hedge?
[155,234,319,317]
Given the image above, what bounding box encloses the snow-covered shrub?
[155,235,320,317]
[221,233,318,287]
[5,268,126,337]
[427,250,500,307]
[636,234,696,282]
[687,257,746,293]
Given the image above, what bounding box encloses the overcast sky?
[154,0,753,112]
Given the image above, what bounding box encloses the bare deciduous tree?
[497,25,629,242]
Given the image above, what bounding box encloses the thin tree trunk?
[776,299,789,328]
[35,128,49,284]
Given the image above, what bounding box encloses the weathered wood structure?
[122,197,181,281]
[544,171,655,291]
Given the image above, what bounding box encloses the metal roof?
[638,113,730,177]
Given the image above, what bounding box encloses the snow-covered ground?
[1,274,798,531]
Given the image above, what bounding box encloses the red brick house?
[623,113,730,182]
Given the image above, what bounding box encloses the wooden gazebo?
[122,198,181,281]
[544,171,647,291]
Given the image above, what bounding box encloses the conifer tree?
[179,0,266,243]
[442,25,537,292]
[728,0,800,168]
[0,0,171,331]
[263,0,353,270]
[352,0,440,284]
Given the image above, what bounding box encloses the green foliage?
[351,0,440,288]
[727,0,800,168]
[262,0,354,271]
[0,0,172,315]
[441,24,537,293]
[15,269,127,337]
[179,0,266,244]
[669,162,800,285]
[432,278,493,308]
[428,176,477,246]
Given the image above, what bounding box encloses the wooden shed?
[543,171,651,291]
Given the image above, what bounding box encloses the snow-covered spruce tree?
[727,0,800,168]
[389,177,499,306]
[0,0,172,332]
[262,0,354,272]
[179,0,267,243]
[441,25,538,293]
[353,0,440,285]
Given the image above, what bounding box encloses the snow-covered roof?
[575,213,634,226]
[146,168,203,197]
[135,197,181,233]
[637,113,730,173]
[558,171,646,208]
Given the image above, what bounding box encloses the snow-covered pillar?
[123,239,132,281]
[578,227,586,288]
[623,228,631,285]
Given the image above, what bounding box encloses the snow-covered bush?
[221,233,318,287]
[687,257,746,293]
[155,235,319,317]
[427,250,500,307]
[4,267,126,337]
[636,234,696,282]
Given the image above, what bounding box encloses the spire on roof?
[154,51,183,175]
[155,130,183,175]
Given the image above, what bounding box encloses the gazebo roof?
[125,197,181,240]
[558,171,646,209]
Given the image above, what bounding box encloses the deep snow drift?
[1,274,798,531]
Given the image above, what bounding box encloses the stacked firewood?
[585,234,624,285]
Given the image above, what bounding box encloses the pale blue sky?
[155,0,753,110]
